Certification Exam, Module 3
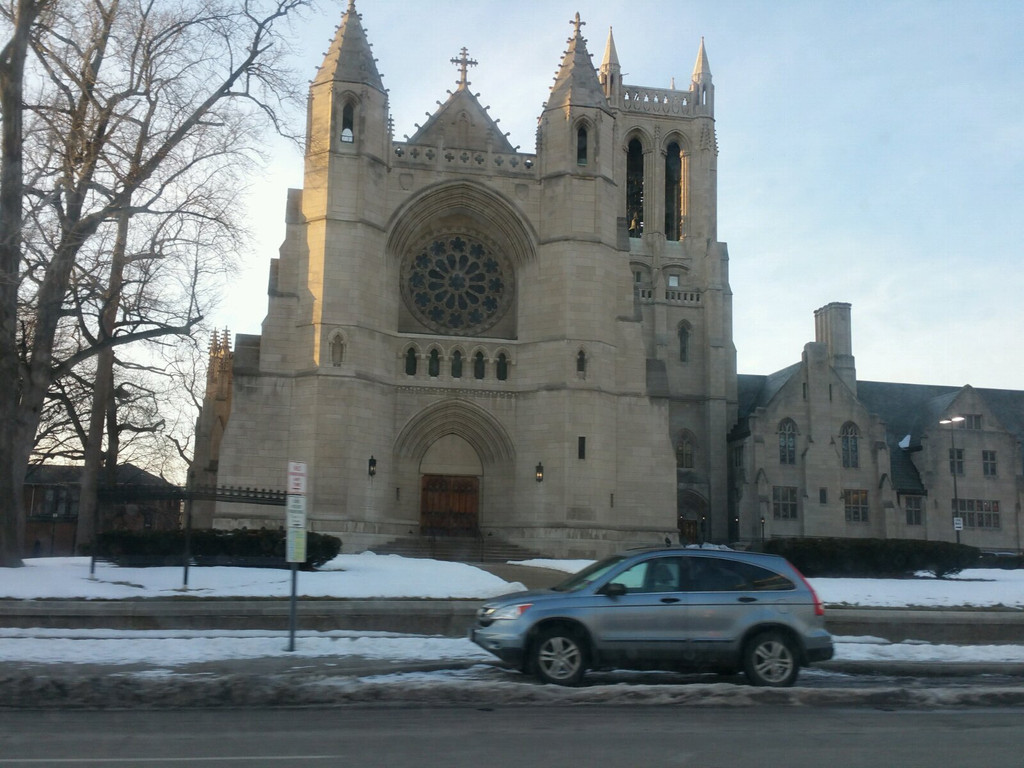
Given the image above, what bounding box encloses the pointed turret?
[599,26,621,101]
[691,36,714,114]
[546,12,607,111]
[313,0,384,92]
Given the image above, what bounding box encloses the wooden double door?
[420,475,479,536]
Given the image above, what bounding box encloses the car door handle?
[659,597,680,604]
[737,596,757,603]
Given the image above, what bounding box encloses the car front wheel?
[743,631,799,687]
[531,628,587,686]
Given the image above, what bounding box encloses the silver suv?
[471,547,833,687]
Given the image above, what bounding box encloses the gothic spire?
[546,12,607,111]
[600,26,619,73]
[691,36,712,84]
[314,0,384,91]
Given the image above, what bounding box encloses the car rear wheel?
[743,631,799,687]
[531,628,587,686]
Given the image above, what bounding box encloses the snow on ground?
[1,555,1022,669]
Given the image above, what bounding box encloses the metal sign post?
[285,461,308,652]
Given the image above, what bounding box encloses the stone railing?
[619,85,695,116]
[391,142,536,175]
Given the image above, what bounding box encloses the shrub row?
[758,537,980,578]
[96,528,342,570]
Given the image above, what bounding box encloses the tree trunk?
[76,209,129,553]
[0,0,50,567]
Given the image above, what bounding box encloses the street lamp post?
[940,416,965,544]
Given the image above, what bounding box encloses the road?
[0,706,1020,767]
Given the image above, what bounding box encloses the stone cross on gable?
[571,12,585,36]
[450,47,478,88]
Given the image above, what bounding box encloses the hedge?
[95,528,342,570]
[758,537,979,578]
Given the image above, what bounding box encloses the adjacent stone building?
[197,3,1023,557]
[197,5,736,557]
[730,302,1023,553]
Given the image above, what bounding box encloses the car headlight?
[489,602,533,620]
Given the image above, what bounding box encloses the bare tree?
[0,0,308,566]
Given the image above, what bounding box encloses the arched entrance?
[419,434,482,536]
[677,490,709,545]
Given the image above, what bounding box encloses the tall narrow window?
[428,348,440,377]
[982,450,997,476]
[330,335,344,366]
[664,141,682,240]
[576,126,588,165]
[778,419,797,465]
[626,138,644,237]
[676,433,695,469]
[576,350,586,374]
[404,348,417,376]
[473,351,485,380]
[678,325,689,362]
[905,496,923,526]
[949,447,964,476]
[840,423,859,468]
[578,436,586,460]
[451,350,463,378]
[340,102,355,143]
[496,353,508,381]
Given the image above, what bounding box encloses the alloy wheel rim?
[539,637,581,679]
[754,640,794,683]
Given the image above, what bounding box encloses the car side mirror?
[601,582,627,597]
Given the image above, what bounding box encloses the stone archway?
[419,434,483,536]
[677,490,708,544]
[396,399,516,537]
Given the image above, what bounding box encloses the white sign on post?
[953,517,964,531]
[286,461,308,564]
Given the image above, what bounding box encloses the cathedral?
[193,3,1022,558]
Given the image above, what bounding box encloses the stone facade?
[731,302,1024,553]
[197,6,736,558]
[197,5,1023,557]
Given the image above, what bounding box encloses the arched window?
[330,334,344,366]
[626,138,644,237]
[664,141,682,241]
[340,102,355,143]
[428,348,440,377]
[451,350,463,378]
[577,126,588,165]
[404,348,417,376]
[678,324,690,362]
[496,353,508,381]
[576,350,587,374]
[840,422,860,468]
[778,419,797,465]
[473,351,486,380]
[676,432,695,469]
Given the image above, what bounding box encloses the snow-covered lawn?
[1,554,1022,669]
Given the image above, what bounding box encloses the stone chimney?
[813,302,856,394]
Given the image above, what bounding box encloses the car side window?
[607,562,648,592]
[608,558,682,593]
[684,558,795,592]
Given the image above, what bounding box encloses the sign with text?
[286,460,308,563]
[953,517,964,531]
[287,461,307,495]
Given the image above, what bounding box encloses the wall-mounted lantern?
[368,456,377,477]
[535,462,544,482]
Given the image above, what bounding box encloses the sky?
[214,0,1024,391]
[2,555,1024,671]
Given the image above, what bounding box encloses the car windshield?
[551,555,628,592]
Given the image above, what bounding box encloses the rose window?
[401,233,512,335]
